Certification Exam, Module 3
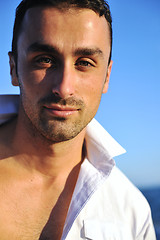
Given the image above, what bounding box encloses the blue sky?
[0,0,160,187]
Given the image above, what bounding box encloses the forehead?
[18,7,110,55]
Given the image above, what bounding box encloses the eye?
[75,58,95,71]
[33,56,57,68]
[77,61,92,67]
[37,57,52,64]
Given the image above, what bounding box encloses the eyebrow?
[27,42,104,58]
[74,48,104,58]
[27,42,59,54]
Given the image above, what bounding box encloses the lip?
[43,104,79,118]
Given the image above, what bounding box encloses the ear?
[8,52,19,86]
[102,60,113,94]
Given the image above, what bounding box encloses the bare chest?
[0,149,80,240]
[0,182,72,240]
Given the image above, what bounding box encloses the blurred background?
[0,0,160,237]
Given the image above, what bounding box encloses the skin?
[0,7,112,240]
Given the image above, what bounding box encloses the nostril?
[54,91,60,97]
[51,91,62,101]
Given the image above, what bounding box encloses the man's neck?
[11,115,86,179]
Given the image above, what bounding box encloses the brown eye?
[75,58,95,71]
[37,57,52,63]
[34,56,57,69]
[78,61,92,67]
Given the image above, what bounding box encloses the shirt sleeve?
[136,209,156,240]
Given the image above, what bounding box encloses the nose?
[52,63,76,99]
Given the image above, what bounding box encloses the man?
[0,0,156,239]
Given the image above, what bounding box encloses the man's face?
[10,7,112,142]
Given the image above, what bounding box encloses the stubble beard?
[20,92,95,144]
[38,111,88,143]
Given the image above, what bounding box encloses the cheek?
[79,75,104,108]
[18,68,48,97]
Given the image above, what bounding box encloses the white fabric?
[0,95,156,240]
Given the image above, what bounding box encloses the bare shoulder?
[0,118,19,192]
[0,119,18,187]
[0,117,17,157]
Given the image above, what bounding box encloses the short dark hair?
[12,0,112,65]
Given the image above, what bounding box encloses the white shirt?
[0,95,156,240]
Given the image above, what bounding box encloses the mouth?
[43,104,80,118]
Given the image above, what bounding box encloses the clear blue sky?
[0,0,160,188]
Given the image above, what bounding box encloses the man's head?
[12,0,112,69]
[9,0,113,143]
